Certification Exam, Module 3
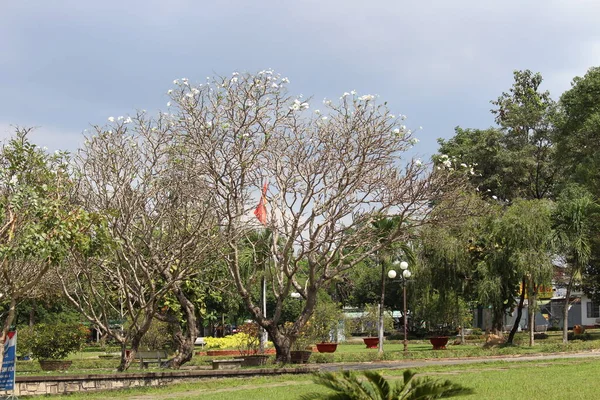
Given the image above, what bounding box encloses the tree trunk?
[29,300,36,327]
[455,291,464,344]
[378,257,385,354]
[117,313,154,371]
[492,305,504,334]
[163,284,198,369]
[118,342,136,372]
[562,279,574,344]
[507,277,526,344]
[528,281,537,347]
[267,326,292,363]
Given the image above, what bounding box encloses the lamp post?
[389,260,411,353]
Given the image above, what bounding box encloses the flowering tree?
[0,129,100,361]
[61,116,219,370]
[169,71,467,361]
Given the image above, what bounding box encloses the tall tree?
[173,71,468,362]
[553,184,597,343]
[495,199,554,346]
[437,70,559,336]
[417,193,486,341]
[491,70,560,200]
[0,129,100,361]
[62,115,218,370]
[557,66,600,197]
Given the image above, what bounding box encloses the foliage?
[139,319,177,351]
[204,332,272,351]
[27,323,89,360]
[292,321,314,351]
[236,322,261,355]
[347,304,393,337]
[305,298,344,343]
[0,129,104,357]
[558,66,600,197]
[301,369,474,400]
[553,184,598,343]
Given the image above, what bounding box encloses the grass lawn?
[40,356,600,399]
[15,329,600,375]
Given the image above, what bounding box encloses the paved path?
[321,350,600,372]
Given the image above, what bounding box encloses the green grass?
[16,330,600,375]
[38,356,600,399]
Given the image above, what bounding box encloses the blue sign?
[0,331,16,391]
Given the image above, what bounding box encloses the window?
[587,301,600,318]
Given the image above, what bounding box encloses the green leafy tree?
[302,369,473,400]
[439,70,559,201]
[553,184,598,343]
[0,129,102,361]
[437,70,560,337]
[490,69,560,200]
[557,66,600,197]
[495,199,554,346]
[417,204,479,339]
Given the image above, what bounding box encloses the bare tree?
[170,71,466,361]
[60,113,218,370]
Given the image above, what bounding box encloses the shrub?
[140,319,176,351]
[28,323,88,360]
[306,300,343,343]
[346,304,393,337]
[204,332,272,351]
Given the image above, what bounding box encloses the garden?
[4,67,600,399]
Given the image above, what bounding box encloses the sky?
[1,0,599,159]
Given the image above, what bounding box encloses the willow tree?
[62,115,219,370]
[169,71,468,362]
[495,199,554,346]
[417,194,486,342]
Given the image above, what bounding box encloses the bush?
[346,304,393,337]
[306,300,343,343]
[27,323,88,360]
[236,323,260,355]
[568,332,593,341]
[16,326,36,357]
[140,319,176,351]
[547,326,561,331]
[204,332,272,351]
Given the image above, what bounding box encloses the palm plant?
[553,185,598,343]
[301,369,473,400]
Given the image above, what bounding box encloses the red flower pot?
[363,337,379,349]
[316,342,338,353]
[429,336,449,350]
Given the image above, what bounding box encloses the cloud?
[1,0,600,157]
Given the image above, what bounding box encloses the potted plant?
[235,322,270,366]
[28,323,88,370]
[350,304,393,349]
[309,300,343,353]
[428,326,452,350]
[289,323,313,364]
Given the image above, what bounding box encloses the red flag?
[253,182,268,225]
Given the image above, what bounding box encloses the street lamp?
[389,260,411,353]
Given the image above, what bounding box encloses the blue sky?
[1,0,599,158]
